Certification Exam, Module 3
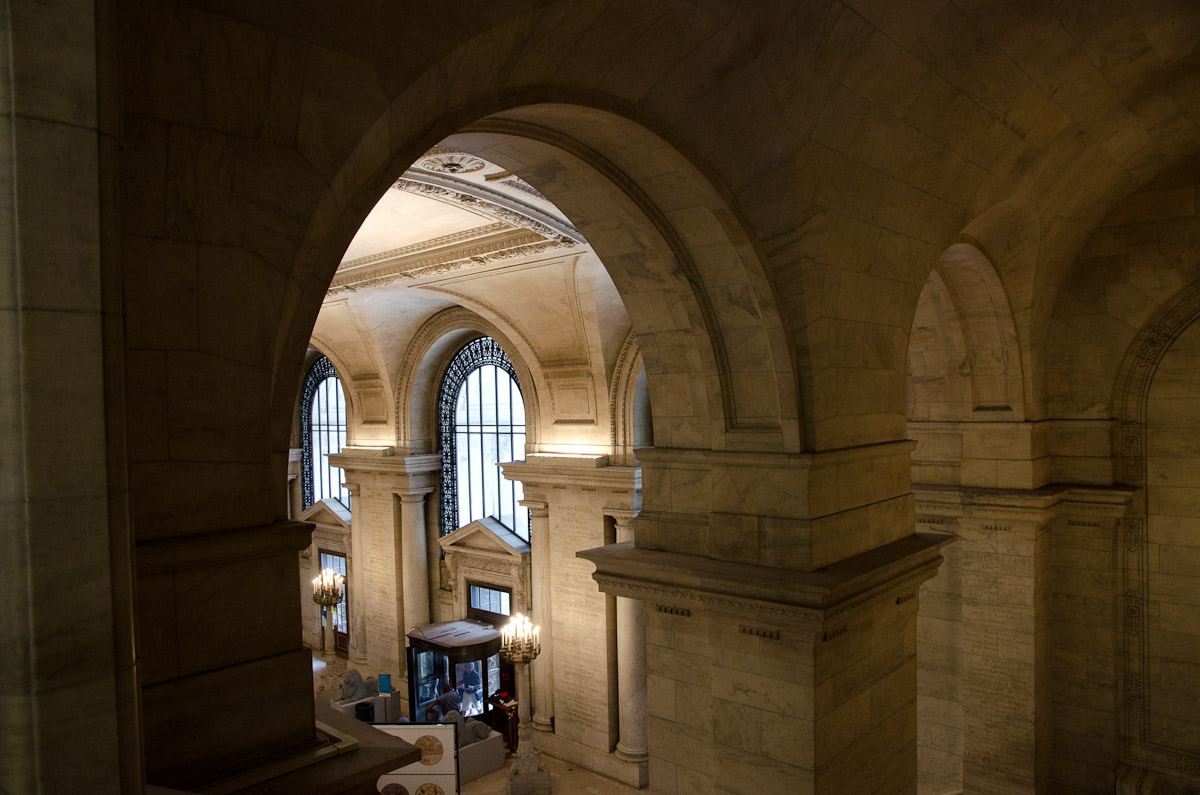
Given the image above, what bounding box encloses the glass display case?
[406,619,502,722]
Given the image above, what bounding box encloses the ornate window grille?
[438,337,529,541]
[301,356,350,510]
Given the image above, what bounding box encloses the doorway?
[318,550,349,656]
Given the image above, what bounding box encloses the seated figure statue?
[338,668,379,703]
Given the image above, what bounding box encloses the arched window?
[438,337,528,540]
[301,356,349,509]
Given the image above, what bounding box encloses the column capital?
[397,488,434,503]
[520,499,549,518]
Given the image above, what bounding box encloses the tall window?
[301,356,349,509]
[439,337,529,540]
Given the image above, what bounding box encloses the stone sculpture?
[440,709,492,748]
[338,668,379,703]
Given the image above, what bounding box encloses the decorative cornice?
[337,223,508,271]
[578,533,950,626]
[328,229,574,294]
[519,499,549,518]
[394,171,583,245]
[502,458,640,493]
[635,440,917,470]
[327,451,442,476]
[610,331,640,452]
[913,483,1134,521]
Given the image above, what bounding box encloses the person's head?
[441,683,452,694]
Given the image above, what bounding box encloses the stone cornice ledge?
[577,532,951,628]
[328,450,441,475]
[913,483,1135,519]
[501,456,640,491]
[137,520,314,575]
[634,440,917,469]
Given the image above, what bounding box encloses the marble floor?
[462,755,639,794]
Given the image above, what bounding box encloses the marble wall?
[504,457,643,786]
[0,0,132,790]
[12,0,1200,790]
[1143,324,1200,771]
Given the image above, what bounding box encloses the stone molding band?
[579,533,949,628]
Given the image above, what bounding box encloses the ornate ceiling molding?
[330,163,586,295]
[395,170,583,246]
[417,152,485,174]
[338,223,508,271]
[327,228,569,295]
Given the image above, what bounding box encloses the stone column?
[610,511,648,764]
[329,450,441,680]
[523,499,555,732]
[579,443,951,794]
[344,482,369,666]
[398,489,433,634]
[1,1,133,789]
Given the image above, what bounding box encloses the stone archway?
[1112,279,1200,783]
[272,101,801,466]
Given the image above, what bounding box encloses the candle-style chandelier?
[500,612,541,664]
[312,568,344,608]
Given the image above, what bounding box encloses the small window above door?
[469,584,511,623]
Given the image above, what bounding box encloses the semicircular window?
[438,337,528,541]
[301,355,350,510]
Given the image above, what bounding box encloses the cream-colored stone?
[17,1,1200,791]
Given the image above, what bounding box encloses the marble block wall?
[1051,515,1119,794]
[812,597,922,793]
[503,457,641,785]
[548,500,620,753]
[1144,325,1200,760]
[350,483,404,676]
[639,576,933,795]
[0,0,132,790]
[136,521,316,787]
[915,489,1055,794]
[646,607,717,794]
[916,517,964,795]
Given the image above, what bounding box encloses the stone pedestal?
[508,660,552,795]
[322,608,337,656]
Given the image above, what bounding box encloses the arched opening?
[632,367,653,450]
[905,242,1027,795]
[437,336,529,541]
[286,118,742,787]
[300,355,351,510]
[272,103,799,463]
[907,243,1026,487]
[1111,281,1200,783]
